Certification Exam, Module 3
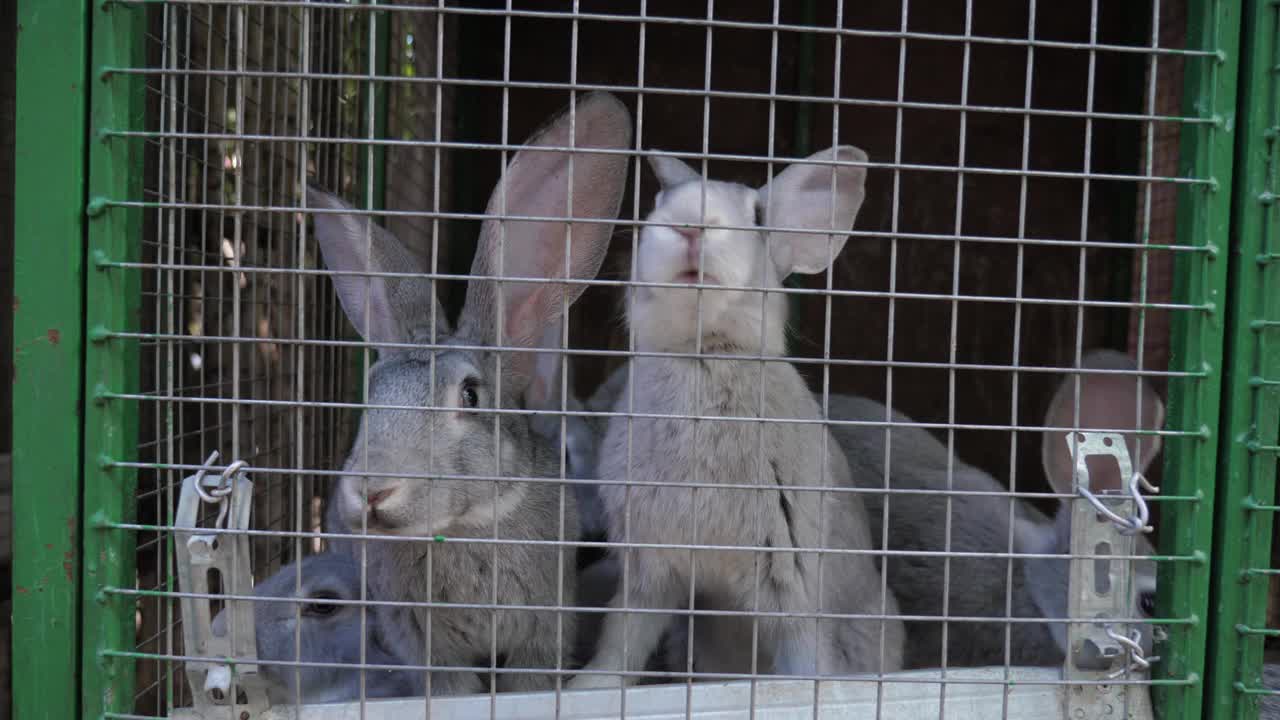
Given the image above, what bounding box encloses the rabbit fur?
[569,147,906,689]
[1263,663,1280,719]
[586,349,1163,673]
[312,91,633,695]
[824,349,1164,669]
[525,324,617,541]
[211,553,419,704]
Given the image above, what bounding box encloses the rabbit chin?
[630,283,787,355]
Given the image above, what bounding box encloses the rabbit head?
[312,92,632,538]
[631,146,868,353]
[211,553,417,704]
[1018,349,1166,656]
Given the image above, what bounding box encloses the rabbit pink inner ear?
[458,92,632,393]
[648,153,701,189]
[1041,352,1167,495]
[758,145,869,276]
[307,187,445,350]
[526,322,569,411]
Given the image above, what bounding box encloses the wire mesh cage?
[12,0,1279,719]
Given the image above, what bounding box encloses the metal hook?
[191,452,247,529]
[220,459,247,485]
[191,451,222,503]
[193,450,235,504]
[1078,470,1155,535]
[1103,624,1160,679]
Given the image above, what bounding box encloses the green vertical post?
[12,2,89,719]
[81,0,146,717]
[1154,1,1241,719]
[1204,0,1280,718]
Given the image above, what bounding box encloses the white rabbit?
[569,147,905,689]
[313,91,632,695]
[211,553,419,704]
[587,350,1163,674]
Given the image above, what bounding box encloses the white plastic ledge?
[170,667,1154,720]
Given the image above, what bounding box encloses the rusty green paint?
[1204,0,1280,718]
[12,1,89,719]
[1154,2,1242,719]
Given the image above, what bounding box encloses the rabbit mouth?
[673,269,719,285]
[362,507,405,533]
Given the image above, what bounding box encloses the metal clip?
[1104,625,1161,680]
[175,451,271,718]
[1077,468,1158,536]
[1064,432,1152,719]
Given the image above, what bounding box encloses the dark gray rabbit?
[570,147,905,688]
[211,553,419,704]
[1263,663,1280,718]
[829,349,1163,669]
[525,325,614,540]
[314,91,633,695]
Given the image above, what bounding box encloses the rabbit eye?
[303,592,340,617]
[1139,591,1156,616]
[460,381,480,409]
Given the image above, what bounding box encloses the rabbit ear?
[647,152,701,189]
[757,145,868,276]
[526,322,574,412]
[1041,349,1166,495]
[458,92,632,397]
[307,187,448,352]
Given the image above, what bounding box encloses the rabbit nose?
[366,488,396,509]
[676,227,703,265]
[674,225,700,243]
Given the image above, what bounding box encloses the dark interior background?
[441,0,1159,508]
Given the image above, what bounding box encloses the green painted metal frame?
[12,2,91,719]
[1204,0,1280,717]
[81,0,146,717]
[1153,1,1242,719]
[12,2,1273,718]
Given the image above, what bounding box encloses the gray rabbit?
[210,553,419,704]
[586,349,1162,674]
[570,147,906,689]
[313,91,633,695]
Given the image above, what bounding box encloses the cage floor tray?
[170,666,1152,720]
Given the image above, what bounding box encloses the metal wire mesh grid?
[131,2,365,712]
[90,1,1226,718]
